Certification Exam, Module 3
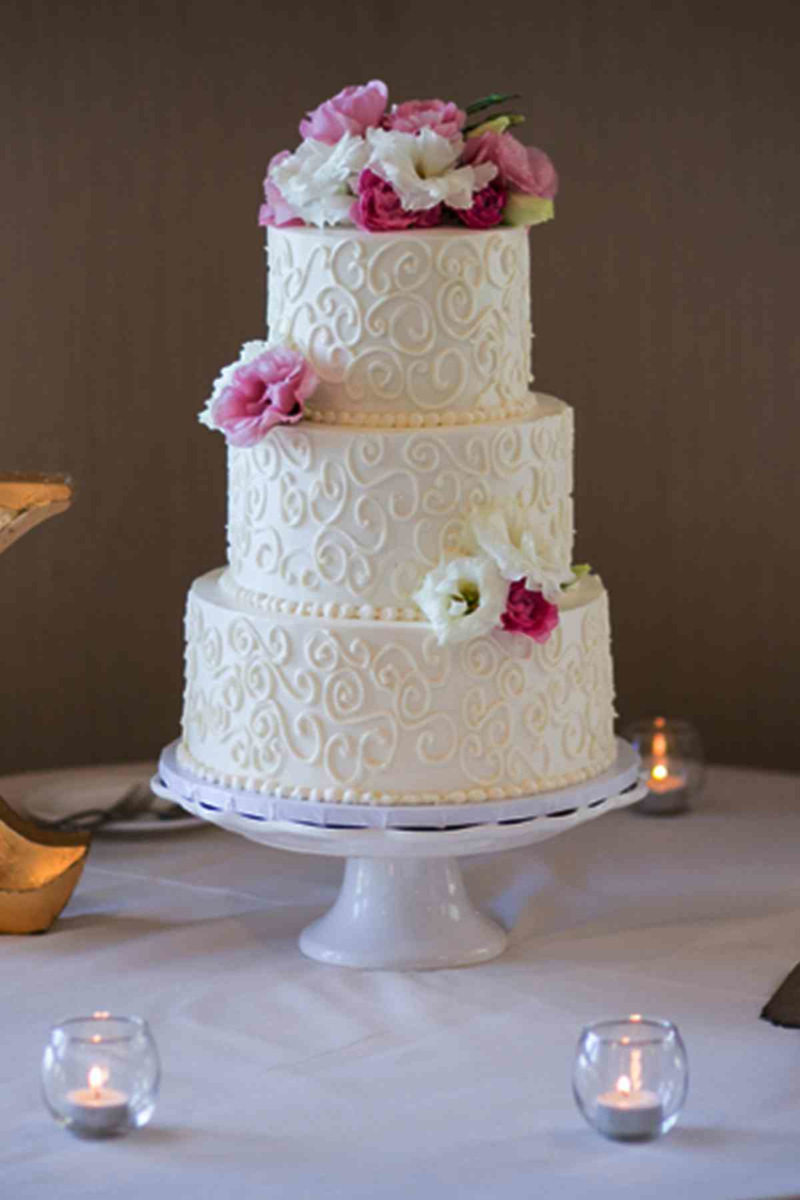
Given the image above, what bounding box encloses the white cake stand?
[154,739,645,970]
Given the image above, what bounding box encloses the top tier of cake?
[266,225,532,425]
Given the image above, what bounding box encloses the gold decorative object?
[0,796,90,934]
[0,470,88,933]
[0,472,73,555]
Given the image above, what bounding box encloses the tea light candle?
[649,763,686,794]
[595,1074,664,1141]
[66,1066,129,1136]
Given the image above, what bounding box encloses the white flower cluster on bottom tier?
[179,569,616,805]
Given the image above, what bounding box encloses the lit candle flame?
[651,763,668,782]
[617,1075,632,1096]
[88,1066,108,1094]
[652,733,667,758]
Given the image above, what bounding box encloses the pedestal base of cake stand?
[299,855,506,969]
[154,739,645,971]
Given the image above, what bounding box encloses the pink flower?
[384,99,466,140]
[461,132,558,199]
[500,580,560,642]
[456,180,506,229]
[350,169,442,232]
[210,348,318,447]
[258,151,303,228]
[299,80,388,144]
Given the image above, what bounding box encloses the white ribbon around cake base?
[154,739,645,970]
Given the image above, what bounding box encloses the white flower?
[413,556,507,646]
[270,133,370,227]
[365,127,497,211]
[465,498,574,603]
[198,339,272,428]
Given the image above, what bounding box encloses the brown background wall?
[3,0,798,777]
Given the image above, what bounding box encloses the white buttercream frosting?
[179,570,616,805]
[178,223,617,806]
[225,396,574,615]
[267,225,532,418]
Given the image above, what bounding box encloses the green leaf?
[464,92,521,116]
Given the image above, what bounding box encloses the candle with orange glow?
[646,721,688,801]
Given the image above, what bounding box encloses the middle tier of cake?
[226,394,574,619]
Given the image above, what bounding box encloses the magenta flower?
[384,99,466,141]
[456,180,507,229]
[210,348,318,447]
[299,80,388,144]
[500,580,560,642]
[258,151,303,228]
[461,132,558,199]
[350,169,442,232]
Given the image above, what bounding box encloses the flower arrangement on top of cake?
[259,80,558,232]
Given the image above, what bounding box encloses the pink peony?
[210,348,318,447]
[500,580,560,642]
[456,180,507,229]
[384,98,466,140]
[350,169,442,232]
[461,132,558,199]
[299,79,388,144]
[258,151,303,228]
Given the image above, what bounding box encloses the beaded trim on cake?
[304,394,538,429]
[177,740,617,807]
[219,571,424,622]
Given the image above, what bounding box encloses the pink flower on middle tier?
[211,348,317,448]
[299,79,388,144]
[461,132,558,198]
[351,169,442,232]
[500,580,560,642]
[258,151,303,228]
[456,180,507,229]
[384,99,466,141]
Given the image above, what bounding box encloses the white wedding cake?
[177,83,616,806]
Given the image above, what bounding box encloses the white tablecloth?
[1,762,799,1200]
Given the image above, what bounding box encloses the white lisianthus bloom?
[270,133,370,227]
[413,555,507,646]
[466,499,575,603]
[365,127,497,211]
[198,340,272,428]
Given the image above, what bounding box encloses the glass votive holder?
[573,1016,688,1142]
[623,716,705,815]
[42,1014,160,1138]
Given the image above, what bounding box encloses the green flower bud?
[562,563,592,590]
[466,115,513,138]
[503,193,554,227]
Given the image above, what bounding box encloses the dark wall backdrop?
[3,0,799,776]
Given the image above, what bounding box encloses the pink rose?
[456,180,506,229]
[384,98,466,140]
[211,348,318,447]
[350,169,442,232]
[461,132,558,199]
[299,79,388,144]
[258,150,303,228]
[500,580,560,642]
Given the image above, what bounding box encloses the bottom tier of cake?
[179,569,617,805]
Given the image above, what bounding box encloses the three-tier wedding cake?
[177,81,616,806]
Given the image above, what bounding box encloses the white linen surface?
[1,763,799,1200]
